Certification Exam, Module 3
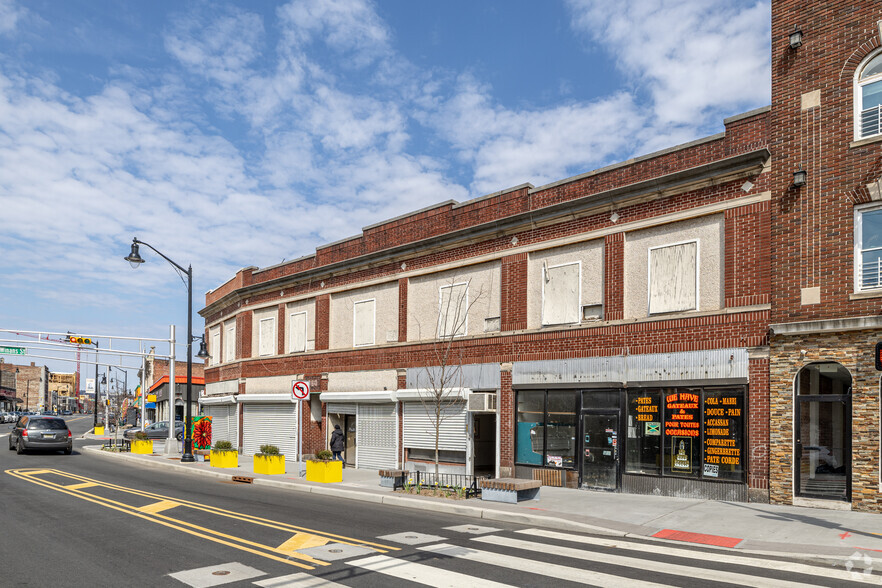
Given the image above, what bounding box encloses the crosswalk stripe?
[473,535,821,588]
[347,553,513,587]
[418,543,670,587]
[254,572,346,587]
[516,528,879,584]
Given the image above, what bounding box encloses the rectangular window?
[353,299,375,347]
[210,329,220,366]
[516,391,545,465]
[224,322,236,362]
[258,317,275,357]
[289,311,307,353]
[438,283,468,337]
[855,206,882,291]
[624,386,745,482]
[702,388,744,481]
[515,390,577,468]
[542,261,581,325]
[663,388,701,476]
[626,390,662,475]
[648,241,697,314]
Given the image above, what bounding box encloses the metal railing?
[395,470,490,498]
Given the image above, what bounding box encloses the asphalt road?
[0,415,877,587]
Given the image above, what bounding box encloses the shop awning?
[395,387,470,401]
[198,394,237,406]
[319,390,397,403]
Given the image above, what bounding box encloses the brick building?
[201,107,772,501]
[767,2,882,511]
[0,361,47,411]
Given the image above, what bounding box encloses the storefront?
[199,395,238,448]
[512,350,754,500]
[321,391,399,470]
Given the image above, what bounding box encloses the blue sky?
[0,0,770,381]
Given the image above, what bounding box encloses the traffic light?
[67,335,93,345]
[876,341,882,371]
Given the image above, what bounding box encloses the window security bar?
[861,257,882,289]
[861,105,882,138]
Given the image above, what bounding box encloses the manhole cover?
[212,571,230,576]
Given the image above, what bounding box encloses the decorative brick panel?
[604,233,624,321]
[315,294,330,351]
[277,304,285,356]
[501,253,527,331]
[725,202,771,308]
[499,367,514,477]
[398,278,408,342]
[237,311,252,360]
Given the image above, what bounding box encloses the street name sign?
[0,346,25,355]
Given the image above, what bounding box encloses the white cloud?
[566,0,771,131]
[425,74,645,194]
[0,0,24,36]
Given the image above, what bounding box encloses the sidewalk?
[81,433,882,563]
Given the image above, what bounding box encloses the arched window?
[856,52,882,139]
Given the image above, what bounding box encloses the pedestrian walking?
[330,424,345,466]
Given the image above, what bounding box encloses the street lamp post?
[125,238,199,463]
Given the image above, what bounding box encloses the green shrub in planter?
[213,440,235,451]
[258,444,280,456]
[134,431,149,441]
[313,449,333,462]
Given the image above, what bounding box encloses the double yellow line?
[7,468,397,569]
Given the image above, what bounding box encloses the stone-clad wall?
[769,330,882,512]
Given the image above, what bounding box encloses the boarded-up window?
[258,317,275,356]
[210,329,220,366]
[438,283,468,337]
[649,241,697,314]
[224,322,236,362]
[289,311,307,353]
[542,262,581,325]
[353,299,375,346]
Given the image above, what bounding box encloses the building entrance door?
[581,412,619,490]
[344,414,357,468]
[794,362,851,502]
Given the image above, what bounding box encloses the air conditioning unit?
[468,392,497,412]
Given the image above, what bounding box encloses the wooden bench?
[480,478,541,503]
[379,469,405,488]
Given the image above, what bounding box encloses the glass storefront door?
[796,398,850,500]
[794,362,851,501]
[581,412,619,490]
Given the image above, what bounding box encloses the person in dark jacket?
[330,423,345,465]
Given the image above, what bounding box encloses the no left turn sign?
[292,380,310,400]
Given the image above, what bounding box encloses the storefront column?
[748,351,770,502]
[499,362,514,477]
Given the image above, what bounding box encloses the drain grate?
[232,475,254,484]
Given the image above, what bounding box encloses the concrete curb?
[79,445,882,562]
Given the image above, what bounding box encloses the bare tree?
[414,276,486,476]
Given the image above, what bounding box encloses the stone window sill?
[849,289,882,300]
[850,134,882,149]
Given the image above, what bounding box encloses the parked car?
[8,416,72,455]
[61,410,72,416]
[123,421,184,441]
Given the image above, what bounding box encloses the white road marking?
[473,535,823,588]
[169,562,265,587]
[418,542,670,587]
[254,573,347,587]
[347,553,513,587]
[516,528,880,584]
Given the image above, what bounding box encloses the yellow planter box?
[210,450,238,468]
[254,454,286,475]
[306,460,343,483]
[94,426,104,435]
[130,439,153,454]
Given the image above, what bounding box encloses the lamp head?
[789,25,803,49]
[196,339,210,360]
[125,240,145,269]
